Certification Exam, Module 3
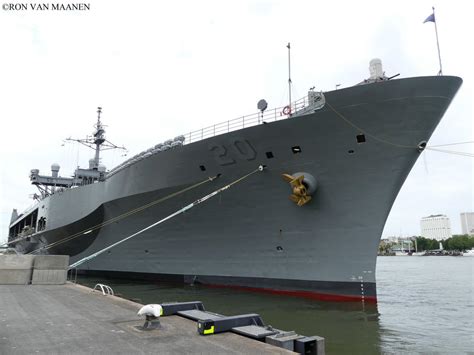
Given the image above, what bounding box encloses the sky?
[0,0,472,245]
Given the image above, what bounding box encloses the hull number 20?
[210,139,256,165]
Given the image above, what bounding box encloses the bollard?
[198,314,264,335]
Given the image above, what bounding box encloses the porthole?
[356,134,366,144]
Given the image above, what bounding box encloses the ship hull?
[10,76,462,302]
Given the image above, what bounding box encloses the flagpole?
[287,42,292,111]
[432,7,443,75]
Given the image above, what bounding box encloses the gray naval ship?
[7,60,462,302]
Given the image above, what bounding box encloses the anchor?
[282,173,312,206]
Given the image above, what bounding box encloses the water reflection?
[77,275,381,354]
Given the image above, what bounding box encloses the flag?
[423,13,435,23]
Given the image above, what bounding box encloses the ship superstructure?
[8,108,124,242]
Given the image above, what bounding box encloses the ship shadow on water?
[77,275,382,354]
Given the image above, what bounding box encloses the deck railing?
[183,94,311,145]
[106,92,324,178]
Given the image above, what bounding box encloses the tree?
[444,235,474,251]
[415,236,439,251]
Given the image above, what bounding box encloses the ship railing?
[183,95,311,145]
[105,94,313,177]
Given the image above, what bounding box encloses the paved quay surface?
[0,283,293,354]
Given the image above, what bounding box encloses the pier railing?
[183,95,311,145]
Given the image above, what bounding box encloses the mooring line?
[24,174,220,254]
[69,165,265,269]
[325,100,417,149]
[325,100,473,159]
[424,147,474,158]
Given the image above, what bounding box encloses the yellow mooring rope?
[26,174,221,255]
[69,165,265,269]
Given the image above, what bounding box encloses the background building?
[420,215,452,241]
[460,212,474,235]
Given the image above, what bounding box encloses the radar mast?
[66,107,126,169]
[29,107,126,199]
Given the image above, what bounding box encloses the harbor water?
[77,256,474,354]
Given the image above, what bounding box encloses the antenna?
[65,107,126,169]
[287,43,292,110]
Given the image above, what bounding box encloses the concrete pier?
[0,255,68,285]
[0,283,293,354]
[0,255,35,284]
